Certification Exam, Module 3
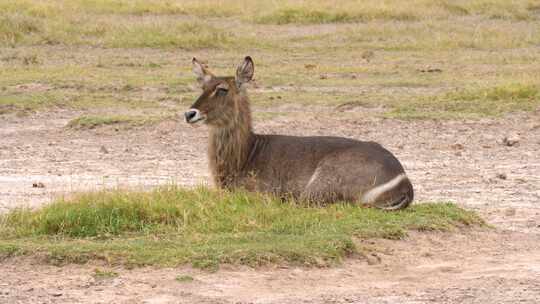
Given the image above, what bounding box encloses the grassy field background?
[1,0,539,122]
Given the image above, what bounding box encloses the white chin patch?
[186,109,206,124]
[189,117,204,124]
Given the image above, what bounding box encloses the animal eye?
[216,87,228,96]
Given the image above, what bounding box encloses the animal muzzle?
[184,109,205,124]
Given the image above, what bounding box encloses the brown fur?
[207,87,254,187]
[186,57,413,210]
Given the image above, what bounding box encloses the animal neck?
[208,96,254,187]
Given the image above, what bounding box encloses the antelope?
[185,56,413,210]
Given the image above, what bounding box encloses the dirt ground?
[1,108,540,303]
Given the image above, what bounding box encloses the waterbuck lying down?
[185,57,414,210]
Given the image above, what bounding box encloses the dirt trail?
[1,231,539,303]
[1,109,540,303]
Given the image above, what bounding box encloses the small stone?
[451,143,464,150]
[502,135,520,147]
[419,68,443,73]
[51,292,63,297]
[504,208,516,216]
[319,74,327,79]
[32,182,45,188]
[100,146,109,154]
[496,173,507,180]
[365,253,381,265]
[421,252,433,257]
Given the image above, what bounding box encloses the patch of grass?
[22,54,39,65]
[254,0,538,24]
[386,84,540,119]
[0,243,25,261]
[0,8,238,49]
[93,268,119,280]
[0,92,61,114]
[337,19,540,51]
[3,0,537,21]
[105,21,235,49]
[452,84,539,101]
[0,13,41,46]
[0,90,160,115]
[59,0,240,17]
[66,115,169,130]
[256,7,416,24]
[0,187,484,268]
[1,1,539,118]
[256,8,355,24]
[175,275,194,283]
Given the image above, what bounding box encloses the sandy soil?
[1,108,539,303]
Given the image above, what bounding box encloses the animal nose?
[184,110,197,122]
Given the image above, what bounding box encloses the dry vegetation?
[1,0,539,120]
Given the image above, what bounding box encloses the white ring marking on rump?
[361,173,407,203]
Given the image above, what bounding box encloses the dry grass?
[387,84,540,119]
[0,0,539,119]
[3,0,537,22]
[0,13,237,49]
[2,0,538,47]
[254,0,538,24]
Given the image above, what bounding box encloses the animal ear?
[192,57,213,85]
[236,56,254,88]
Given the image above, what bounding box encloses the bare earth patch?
[1,109,539,303]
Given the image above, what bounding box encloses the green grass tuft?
[175,275,194,283]
[0,243,25,261]
[66,115,168,130]
[451,84,539,101]
[0,187,484,268]
[0,92,60,115]
[387,84,540,119]
[256,7,417,24]
[0,13,41,46]
[93,268,119,280]
[256,8,354,24]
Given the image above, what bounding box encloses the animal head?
[185,56,254,127]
